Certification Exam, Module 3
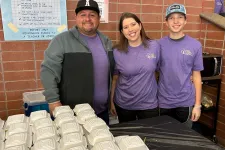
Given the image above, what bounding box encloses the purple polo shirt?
[113,40,159,110]
[80,33,109,114]
[158,35,204,108]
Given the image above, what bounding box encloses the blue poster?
[1,0,68,41]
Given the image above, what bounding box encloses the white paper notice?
[1,0,68,40]
[12,0,61,28]
[96,0,108,23]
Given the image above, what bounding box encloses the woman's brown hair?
[114,12,150,52]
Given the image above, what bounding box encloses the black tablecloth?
[109,116,224,150]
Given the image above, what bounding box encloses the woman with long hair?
[110,12,160,123]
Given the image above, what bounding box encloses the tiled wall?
[0,0,224,146]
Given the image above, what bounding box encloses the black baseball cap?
[75,0,100,14]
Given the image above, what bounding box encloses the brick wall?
[0,0,224,146]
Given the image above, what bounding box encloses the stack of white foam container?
[30,110,59,150]
[53,106,87,150]
[73,104,118,150]
[0,103,149,150]
[73,103,149,150]
[3,114,31,150]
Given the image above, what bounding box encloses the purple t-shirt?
[80,33,109,114]
[214,0,224,14]
[113,40,159,110]
[158,35,204,108]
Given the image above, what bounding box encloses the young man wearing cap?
[158,3,204,126]
[40,0,114,124]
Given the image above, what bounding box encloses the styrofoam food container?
[33,126,59,143]
[32,117,54,133]
[31,138,59,150]
[29,110,50,125]
[5,132,32,148]
[4,145,29,150]
[5,114,28,130]
[0,129,5,141]
[0,140,3,150]
[59,121,83,136]
[53,105,74,118]
[67,146,88,150]
[0,118,4,129]
[6,123,30,139]
[91,141,120,150]
[54,112,77,128]
[76,110,97,124]
[117,136,149,150]
[83,118,109,134]
[87,128,114,146]
[73,104,94,115]
[115,135,129,145]
[60,132,87,150]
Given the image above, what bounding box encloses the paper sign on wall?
[96,0,109,23]
[1,0,68,41]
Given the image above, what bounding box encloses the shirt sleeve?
[113,49,120,75]
[40,36,64,103]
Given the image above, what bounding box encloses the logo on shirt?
[181,49,192,56]
[146,53,156,59]
[217,2,222,5]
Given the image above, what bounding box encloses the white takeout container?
[0,140,3,150]
[0,128,5,141]
[6,123,30,139]
[83,118,109,134]
[59,121,83,136]
[4,145,29,150]
[73,104,94,115]
[76,110,97,125]
[0,118,4,129]
[29,110,50,125]
[115,135,129,145]
[31,138,59,150]
[53,105,74,118]
[32,117,54,133]
[5,132,32,148]
[87,128,114,146]
[117,136,149,150]
[54,112,77,129]
[33,126,59,143]
[5,114,28,130]
[91,141,120,150]
[66,146,88,150]
[60,132,87,150]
